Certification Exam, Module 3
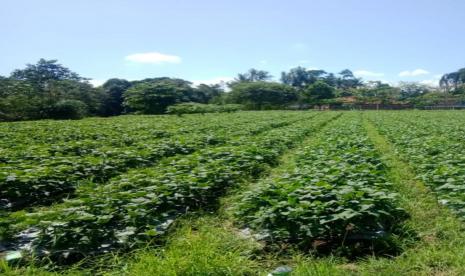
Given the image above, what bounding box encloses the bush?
[167,103,242,115]
[49,100,87,120]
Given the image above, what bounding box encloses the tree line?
[1,59,464,121]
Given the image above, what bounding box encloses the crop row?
[0,113,270,148]
[367,111,465,218]
[3,112,339,262]
[1,113,310,211]
[232,113,408,255]
[0,112,300,163]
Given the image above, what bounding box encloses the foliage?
[48,99,88,120]
[0,112,303,211]
[281,67,324,88]
[233,114,408,256]
[192,84,224,103]
[10,59,84,90]
[440,68,465,92]
[101,78,132,116]
[337,69,362,90]
[229,81,297,109]
[3,58,464,120]
[410,91,447,107]
[4,111,465,274]
[301,80,335,103]
[123,78,194,114]
[234,68,272,83]
[353,82,402,105]
[281,67,361,92]
[0,60,104,121]
[398,82,432,99]
[0,111,331,263]
[368,111,465,218]
[166,103,242,115]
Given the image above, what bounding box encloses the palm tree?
[235,68,271,82]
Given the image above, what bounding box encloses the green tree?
[440,68,465,92]
[411,92,448,107]
[194,84,224,103]
[1,59,105,120]
[101,78,132,116]
[281,67,313,88]
[229,81,297,109]
[454,85,465,95]
[301,80,335,104]
[354,81,401,107]
[47,80,106,115]
[0,77,40,120]
[337,69,362,90]
[48,99,88,120]
[398,82,432,99]
[124,78,193,114]
[10,59,84,91]
[323,73,338,87]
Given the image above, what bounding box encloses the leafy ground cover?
[3,110,465,275]
[367,111,465,218]
[0,111,305,210]
[1,111,336,264]
[231,113,408,257]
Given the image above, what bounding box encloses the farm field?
[2,110,465,275]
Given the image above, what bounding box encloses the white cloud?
[419,79,439,87]
[191,76,234,92]
[298,59,309,64]
[125,52,181,64]
[259,59,268,65]
[353,70,385,78]
[191,76,234,87]
[88,79,106,87]
[398,69,429,77]
[419,75,441,87]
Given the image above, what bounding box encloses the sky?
[1,0,464,87]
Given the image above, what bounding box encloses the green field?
[2,110,465,275]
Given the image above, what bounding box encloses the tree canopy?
[10,59,84,90]
[301,80,335,104]
[124,78,194,114]
[101,78,132,116]
[1,59,464,121]
[228,81,297,109]
[440,68,465,92]
[234,68,272,83]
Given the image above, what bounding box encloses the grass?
[106,217,265,276]
[2,217,266,276]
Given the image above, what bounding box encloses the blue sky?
[1,0,464,86]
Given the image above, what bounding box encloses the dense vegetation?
[368,111,465,217]
[2,59,465,121]
[232,114,408,256]
[3,110,465,275]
